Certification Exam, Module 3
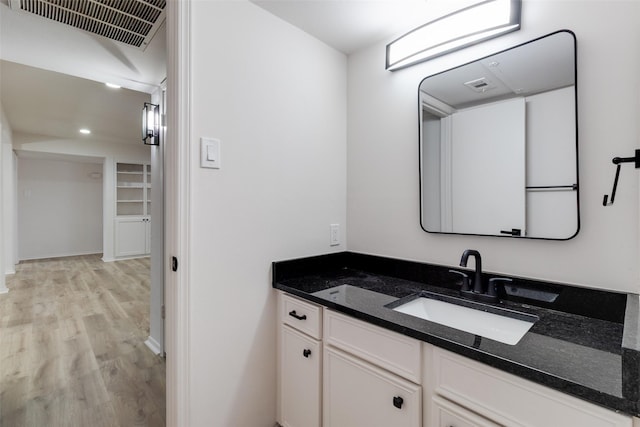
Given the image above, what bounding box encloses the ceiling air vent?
[463,77,498,94]
[9,0,166,50]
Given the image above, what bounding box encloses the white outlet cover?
[330,223,340,246]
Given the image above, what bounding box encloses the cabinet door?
[115,217,147,257]
[280,325,321,427]
[324,346,421,427]
[432,396,500,427]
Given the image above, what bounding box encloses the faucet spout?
[460,249,483,293]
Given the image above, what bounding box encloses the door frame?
[165,0,191,425]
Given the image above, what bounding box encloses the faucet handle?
[449,269,470,292]
[488,277,513,297]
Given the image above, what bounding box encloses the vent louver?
[10,0,166,50]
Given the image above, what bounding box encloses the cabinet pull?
[302,349,311,358]
[288,310,307,320]
[393,396,404,409]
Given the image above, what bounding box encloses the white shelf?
[116,162,151,217]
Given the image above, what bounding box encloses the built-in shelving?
[115,162,151,257]
[116,163,151,216]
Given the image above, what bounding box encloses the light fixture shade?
[142,102,160,145]
[386,0,521,71]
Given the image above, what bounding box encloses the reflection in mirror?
[419,30,578,240]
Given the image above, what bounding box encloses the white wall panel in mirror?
[419,30,578,240]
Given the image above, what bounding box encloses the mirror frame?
[418,30,579,240]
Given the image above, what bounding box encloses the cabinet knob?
[393,396,404,409]
[288,310,307,321]
[302,349,311,358]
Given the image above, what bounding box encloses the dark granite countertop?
[272,251,640,417]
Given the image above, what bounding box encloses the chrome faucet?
[459,249,483,294]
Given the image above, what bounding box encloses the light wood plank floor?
[0,255,165,427]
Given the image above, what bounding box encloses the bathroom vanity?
[273,252,640,427]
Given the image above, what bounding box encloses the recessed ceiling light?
[105,83,121,89]
[79,129,91,134]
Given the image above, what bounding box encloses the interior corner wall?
[0,104,10,291]
[12,133,151,261]
[188,2,347,425]
[17,157,103,260]
[347,0,640,293]
[2,141,15,274]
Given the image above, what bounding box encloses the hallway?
[0,255,165,426]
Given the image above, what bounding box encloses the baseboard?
[20,251,103,262]
[102,256,116,263]
[5,268,15,275]
[113,255,151,262]
[145,336,162,355]
[0,286,8,295]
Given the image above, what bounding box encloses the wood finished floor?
[0,255,165,427]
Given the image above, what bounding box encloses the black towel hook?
[603,149,640,206]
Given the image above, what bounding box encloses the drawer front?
[432,396,500,427]
[324,309,421,383]
[324,346,421,427]
[280,292,322,339]
[280,325,321,427]
[432,348,632,427]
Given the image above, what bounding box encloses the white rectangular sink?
[392,297,536,345]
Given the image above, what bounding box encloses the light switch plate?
[200,137,221,169]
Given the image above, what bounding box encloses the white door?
[280,325,321,427]
[449,97,526,236]
[324,347,421,427]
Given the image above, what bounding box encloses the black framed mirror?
[419,30,579,240]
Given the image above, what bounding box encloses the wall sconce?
[142,102,160,145]
[386,0,521,71]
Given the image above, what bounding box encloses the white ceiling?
[1,60,151,145]
[0,0,166,93]
[421,31,575,110]
[0,0,479,148]
[251,0,482,54]
[0,0,163,147]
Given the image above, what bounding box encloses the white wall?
[17,156,103,260]
[147,86,164,355]
[188,2,346,425]
[13,133,151,261]
[2,140,15,275]
[0,104,11,292]
[347,0,640,293]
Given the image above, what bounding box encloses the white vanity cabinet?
[277,293,322,427]
[277,292,637,427]
[323,309,422,427]
[423,345,633,427]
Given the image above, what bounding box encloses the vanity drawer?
[431,347,632,427]
[280,292,322,339]
[324,309,421,383]
[432,396,499,427]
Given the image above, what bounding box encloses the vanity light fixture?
[142,102,160,145]
[79,128,91,135]
[386,0,521,71]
